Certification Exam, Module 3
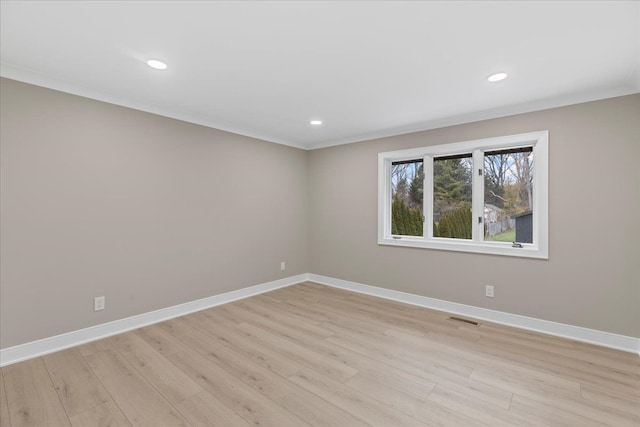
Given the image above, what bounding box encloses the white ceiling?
[1,1,639,150]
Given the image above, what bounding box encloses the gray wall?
[2,77,638,349]
[309,94,640,338]
[0,78,309,348]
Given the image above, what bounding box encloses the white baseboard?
[3,272,637,366]
[0,274,308,367]
[307,274,640,355]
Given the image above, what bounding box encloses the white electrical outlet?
[94,296,105,311]
[280,261,286,271]
[485,285,495,298]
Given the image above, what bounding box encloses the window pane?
[391,159,424,236]
[483,147,533,243]
[433,155,472,239]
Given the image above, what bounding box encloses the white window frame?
[378,131,549,259]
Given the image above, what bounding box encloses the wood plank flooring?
[1,282,639,426]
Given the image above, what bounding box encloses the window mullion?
[424,155,434,240]
[472,149,484,243]
[385,159,392,237]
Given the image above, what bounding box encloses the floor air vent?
[448,316,479,326]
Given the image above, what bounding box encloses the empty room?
[1,1,639,426]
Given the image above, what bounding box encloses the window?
[391,159,424,237]
[378,131,548,258]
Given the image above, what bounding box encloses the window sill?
[378,236,548,259]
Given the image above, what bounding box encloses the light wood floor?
[1,282,639,426]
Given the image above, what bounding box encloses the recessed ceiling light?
[310,120,323,125]
[147,59,168,70]
[487,72,508,82]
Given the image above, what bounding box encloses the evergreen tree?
[408,163,424,209]
[434,205,472,239]
[392,195,423,236]
[433,159,472,213]
[395,177,409,204]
